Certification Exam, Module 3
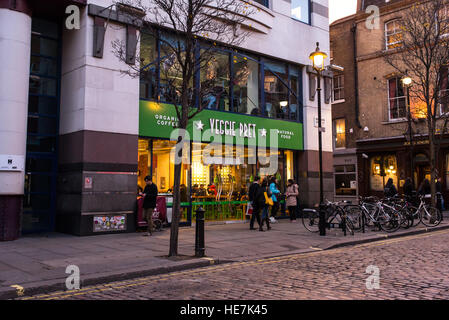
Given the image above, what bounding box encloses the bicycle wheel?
[344,205,363,231]
[406,206,420,227]
[420,206,442,227]
[302,210,320,233]
[379,208,401,233]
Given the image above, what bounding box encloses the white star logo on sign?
[259,128,267,137]
[195,120,204,131]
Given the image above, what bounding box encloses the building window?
[334,165,356,196]
[200,50,230,111]
[139,28,303,121]
[253,0,269,8]
[333,74,344,102]
[388,77,407,120]
[263,60,289,120]
[233,55,260,115]
[291,0,310,24]
[385,20,403,50]
[439,67,449,115]
[333,118,346,149]
[439,5,449,37]
[370,155,398,191]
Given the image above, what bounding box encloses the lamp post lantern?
[309,42,328,236]
[401,74,414,188]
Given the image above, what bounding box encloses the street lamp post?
[401,75,414,188]
[309,42,328,236]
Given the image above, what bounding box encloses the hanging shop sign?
[139,101,304,150]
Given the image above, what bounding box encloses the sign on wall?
[0,155,24,172]
[139,101,304,150]
[93,215,126,232]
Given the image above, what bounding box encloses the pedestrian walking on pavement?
[141,176,158,236]
[269,176,281,222]
[285,179,299,222]
[259,179,271,231]
[248,176,262,230]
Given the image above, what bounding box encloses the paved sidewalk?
[1,216,449,299]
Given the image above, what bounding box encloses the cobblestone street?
[20,229,449,300]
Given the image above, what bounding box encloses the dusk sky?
[329,0,358,23]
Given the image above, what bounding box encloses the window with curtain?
[385,20,403,50]
[291,0,310,24]
[388,77,407,120]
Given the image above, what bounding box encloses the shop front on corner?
[137,101,304,226]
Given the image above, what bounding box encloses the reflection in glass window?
[264,60,288,119]
[233,55,259,115]
[291,0,310,24]
[201,50,230,111]
[370,155,398,191]
[385,20,403,50]
[159,34,188,104]
[140,32,158,100]
[289,66,300,121]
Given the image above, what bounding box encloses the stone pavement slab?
[1,216,449,299]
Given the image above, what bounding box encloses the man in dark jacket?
[142,176,158,236]
[248,176,262,230]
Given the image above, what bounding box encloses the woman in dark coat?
[403,178,414,197]
[384,178,398,198]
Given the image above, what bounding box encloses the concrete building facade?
[0,0,332,239]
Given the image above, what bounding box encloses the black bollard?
[195,206,205,257]
[319,203,326,236]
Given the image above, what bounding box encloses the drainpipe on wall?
[351,23,362,129]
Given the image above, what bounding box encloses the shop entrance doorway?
[414,153,431,190]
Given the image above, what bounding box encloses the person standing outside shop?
[269,176,281,222]
[259,179,271,231]
[285,179,299,222]
[248,176,262,230]
[141,176,158,236]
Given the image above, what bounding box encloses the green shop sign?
[139,101,304,150]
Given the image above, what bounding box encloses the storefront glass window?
[233,55,259,115]
[370,155,398,191]
[201,50,230,111]
[263,60,289,120]
[335,165,356,196]
[138,138,190,222]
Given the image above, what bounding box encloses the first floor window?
[334,165,356,196]
[253,0,269,8]
[333,118,346,149]
[388,77,407,120]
